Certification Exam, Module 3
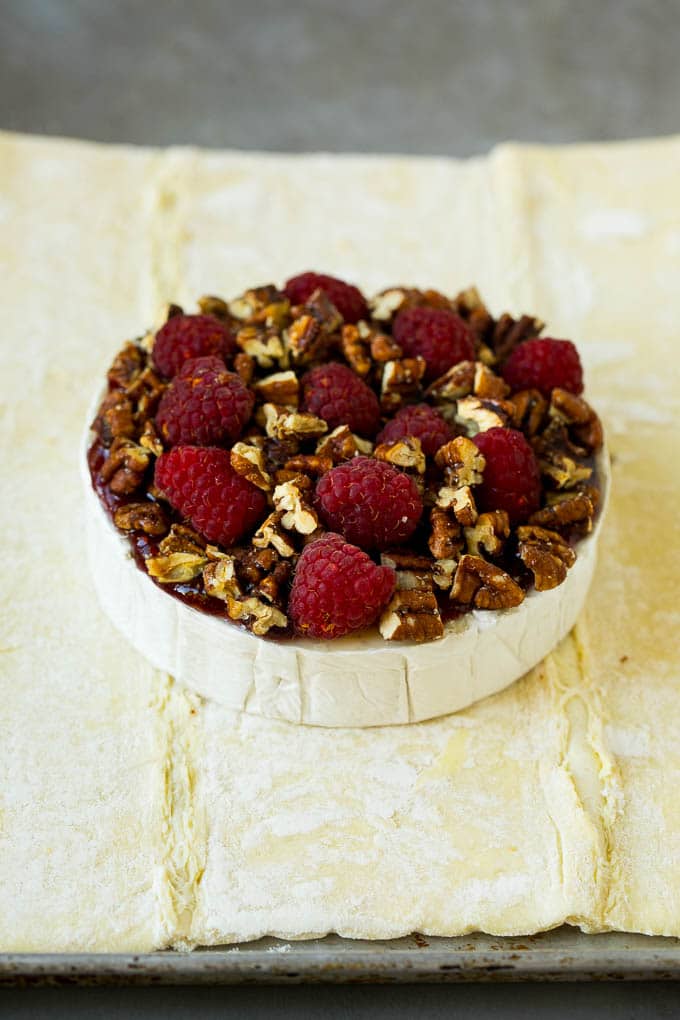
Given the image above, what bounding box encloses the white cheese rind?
[82,414,609,728]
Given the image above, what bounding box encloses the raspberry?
[376,403,453,457]
[289,533,395,639]
[301,362,381,437]
[155,356,253,448]
[501,338,583,397]
[472,427,541,526]
[153,314,236,379]
[392,307,475,381]
[315,456,422,550]
[154,446,266,546]
[284,272,368,324]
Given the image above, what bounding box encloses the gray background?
[2,0,679,1015]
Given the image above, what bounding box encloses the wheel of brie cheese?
[83,277,609,728]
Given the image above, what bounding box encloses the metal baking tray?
[2,928,680,985]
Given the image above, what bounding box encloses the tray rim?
[3,928,680,985]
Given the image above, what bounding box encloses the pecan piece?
[92,392,137,446]
[125,365,166,419]
[273,480,319,534]
[379,589,444,642]
[254,370,299,407]
[530,492,595,534]
[509,389,548,437]
[451,555,525,609]
[226,596,288,636]
[197,294,232,320]
[380,357,426,412]
[532,430,593,490]
[203,556,242,601]
[549,388,604,452]
[284,454,333,476]
[369,330,403,362]
[113,501,168,536]
[369,288,408,322]
[517,525,576,591]
[426,361,475,402]
[435,435,485,487]
[432,558,457,590]
[237,325,288,369]
[340,323,372,376]
[233,352,255,386]
[428,508,464,560]
[139,419,164,458]
[263,404,328,442]
[473,362,510,400]
[456,395,513,434]
[374,437,426,474]
[230,442,273,491]
[316,425,373,463]
[100,437,150,495]
[252,511,297,557]
[108,342,144,389]
[464,510,510,558]
[435,484,478,526]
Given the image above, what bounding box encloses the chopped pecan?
[532,429,593,490]
[108,342,144,389]
[340,323,372,376]
[197,294,231,320]
[456,395,513,434]
[432,558,457,590]
[284,453,333,476]
[230,442,273,491]
[379,589,444,642]
[229,285,287,321]
[380,357,426,412]
[237,547,293,606]
[304,288,343,331]
[369,330,403,362]
[252,511,297,557]
[155,523,205,556]
[489,313,544,364]
[100,437,150,495]
[369,288,408,322]
[381,550,433,571]
[451,555,525,609]
[436,485,478,526]
[203,556,242,601]
[316,425,373,462]
[529,492,595,534]
[233,352,255,386]
[237,325,288,369]
[273,480,319,534]
[517,525,576,591]
[509,389,548,437]
[473,362,510,400]
[549,389,604,452]
[139,419,164,457]
[426,361,475,402]
[428,507,464,560]
[374,436,426,474]
[226,596,288,635]
[125,365,166,419]
[113,500,168,536]
[254,370,299,407]
[92,391,137,446]
[435,435,485,486]
[263,404,328,441]
[287,290,341,364]
[464,510,510,557]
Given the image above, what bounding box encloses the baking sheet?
[2,930,680,985]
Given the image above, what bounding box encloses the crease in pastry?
[151,677,207,949]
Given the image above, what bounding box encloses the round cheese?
[81,417,609,728]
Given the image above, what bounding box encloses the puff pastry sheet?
[1,131,679,950]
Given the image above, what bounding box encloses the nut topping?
[273,480,319,534]
[374,436,426,474]
[517,525,577,591]
[451,555,525,610]
[340,323,372,376]
[529,492,595,534]
[226,596,288,635]
[230,441,273,491]
[113,501,168,536]
[456,395,513,434]
[263,404,328,441]
[436,484,478,526]
[316,425,373,462]
[549,388,603,452]
[434,436,485,487]
[380,357,426,412]
[426,361,475,402]
[252,511,297,557]
[379,589,444,642]
[202,556,242,601]
[254,370,300,407]
[464,510,510,558]
[428,508,464,560]
[100,437,150,495]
